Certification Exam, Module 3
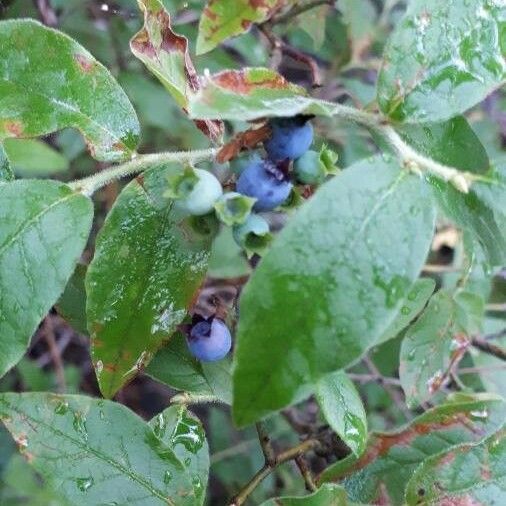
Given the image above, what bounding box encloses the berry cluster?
[168,116,337,362]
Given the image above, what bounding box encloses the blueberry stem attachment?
[69,147,218,196]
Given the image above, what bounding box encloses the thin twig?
[458,364,506,375]
[347,373,402,386]
[256,422,276,466]
[258,25,322,87]
[483,328,506,341]
[269,0,334,26]
[229,439,320,506]
[294,454,317,492]
[42,316,66,393]
[33,0,57,26]
[422,264,458,274]
[485,303,506,312]
[363,356,411,419]
[471,338,506,362]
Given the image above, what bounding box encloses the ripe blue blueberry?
[187,318,232,362]
[264,117,313,161]
[236,158,292,211]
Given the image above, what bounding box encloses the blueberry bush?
[0,0,505,504]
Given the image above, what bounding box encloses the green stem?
[170,392,224,405]
[69,148,218,196]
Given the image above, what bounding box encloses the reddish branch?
[33,0,57,26]
[471,337,506,362]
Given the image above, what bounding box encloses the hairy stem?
[170,392,224,405]
[69,148,218,196]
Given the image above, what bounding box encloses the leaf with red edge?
[188,67,359,122]
[318,394,505,506]
[130,0,223,143]
[196,0,290,55]
[405,427,506,506]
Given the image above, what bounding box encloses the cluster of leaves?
[0,0,505,504]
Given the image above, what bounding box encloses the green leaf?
[233,156,436,426]
[146,333,232,404]
[3,138,68,177]
[399,290,468,407]
[130,0,223,143]
[376,278,436,345]
[196,0,291,55]
[316,372,367,456]
[319,394,506,505]
[0,180,93,378]
[208,227,251,279]
[377,0,506,122]
[260,483,359,505]
[56,263,88,335]
[337,0,377,44]
[429,176,506,267]
[405,427,506,506]
[0,143,13,182]
[473,163,506,217]
[0,19,139,162]
[395,116,490,174]
[86,165,213,398]
[149,405,209,505]
[0,393,197,505]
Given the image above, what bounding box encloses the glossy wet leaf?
[260,483,359,505]
[377,0,506,122]
[0,180,93,378]
[197,0,291,55]
[130,0,223,143]
[399,290,471,407]
[0,19,139,162]
[233,157,436,426]
[146,333,232,404]
[56,263,88,335]
[0,143,13,181]
[3,138,68,177]
[429,176,506,267]
[87,165,213,398]
[0,393,196,505]
[396,116,490,174]
[405,427,506,506]
[319,394,506,505]
[149,405,209,505]
[316,372,367,456]
[376,278,436,345]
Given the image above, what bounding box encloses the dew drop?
[470,409,488,419]
[54,401,69,415]
[401,306,411,315]
[76,476,94,492]
[163,470,172,484]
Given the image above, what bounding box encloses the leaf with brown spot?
[188,67,352,122]
[0,19,139,162]
[130,0,223,143]
[318,394,505,506]
[196,0,291,55]
[405,427,506,506]
[86,164,213,398]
